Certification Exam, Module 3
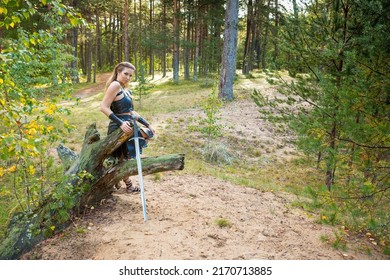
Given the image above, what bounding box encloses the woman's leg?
[124,177,140,193]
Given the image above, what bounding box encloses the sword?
[132,115,148,222]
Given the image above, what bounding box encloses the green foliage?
[42,170,93,235]
[193,85,233,164]
[0,0,81,234]
[7,29,74,91]
[252,1,389,252]
[199,85,223,142]
[0,0,35,30]
[133,64,153,109]
[299,183,389,254]
[331,229,348,251]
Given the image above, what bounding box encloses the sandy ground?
[21,173,386,260]
[21,73,387,260]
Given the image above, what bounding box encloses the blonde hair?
[105,62,136,89]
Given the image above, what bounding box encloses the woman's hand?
[148,124,156,136]
[120,121,133,134]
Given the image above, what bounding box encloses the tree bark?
[261,0,271,70]
[133,0,138,77]
[149,0,155,78]
[218,0,239,101]
[124,0,130,62]
[138,0,142,73]
[162,0,167,78]
[184,4,191,80]
[86,27,93,82]
[172,0,180,83]
[242,0,253,75]
[273,0,279,69]
[193,4,200,81]
[0,123,185,260]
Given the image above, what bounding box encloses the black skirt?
[107,114,148,160]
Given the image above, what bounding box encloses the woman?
[100,62,155,193]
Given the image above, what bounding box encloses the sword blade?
[133,119,148,222]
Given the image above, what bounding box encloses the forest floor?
[21,72,387,260]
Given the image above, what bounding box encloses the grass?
[138,79,212,115]
[215,218,232,228]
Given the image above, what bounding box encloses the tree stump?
[0,123,185,259]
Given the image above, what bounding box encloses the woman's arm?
[131,110,156,135]
[100,82,133,134]
[100,81,120,117]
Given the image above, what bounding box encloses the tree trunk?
[138,0,142,74]
[149,0,155,78]
[124,0,130,62]
[162,0,167,78]
[93,4,99,83]
[273,0,279,69]
[261,0,271,70]
[193,5,200,81]
[218,0,239,101]
[133,1,138,77]
[184,5,191,80]
[242,0,253,75]
[71,26,79,83]
[325,120,337,191]
[117,10,123,63]
[172,0,180,83]
[96,3,102,68]
[86,28,93,82]
[249,4,258,72]
[0,123,185,260]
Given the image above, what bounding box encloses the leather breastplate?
[110,90,134,114]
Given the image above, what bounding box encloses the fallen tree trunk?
[0,123,185,259]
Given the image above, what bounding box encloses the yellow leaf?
[8,165,17,172]
[0,7,7,15]
[44,104,56,115]
[27,127,37,135]
[28,165,36,175]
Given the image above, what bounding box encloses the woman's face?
[117,67,134,86]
